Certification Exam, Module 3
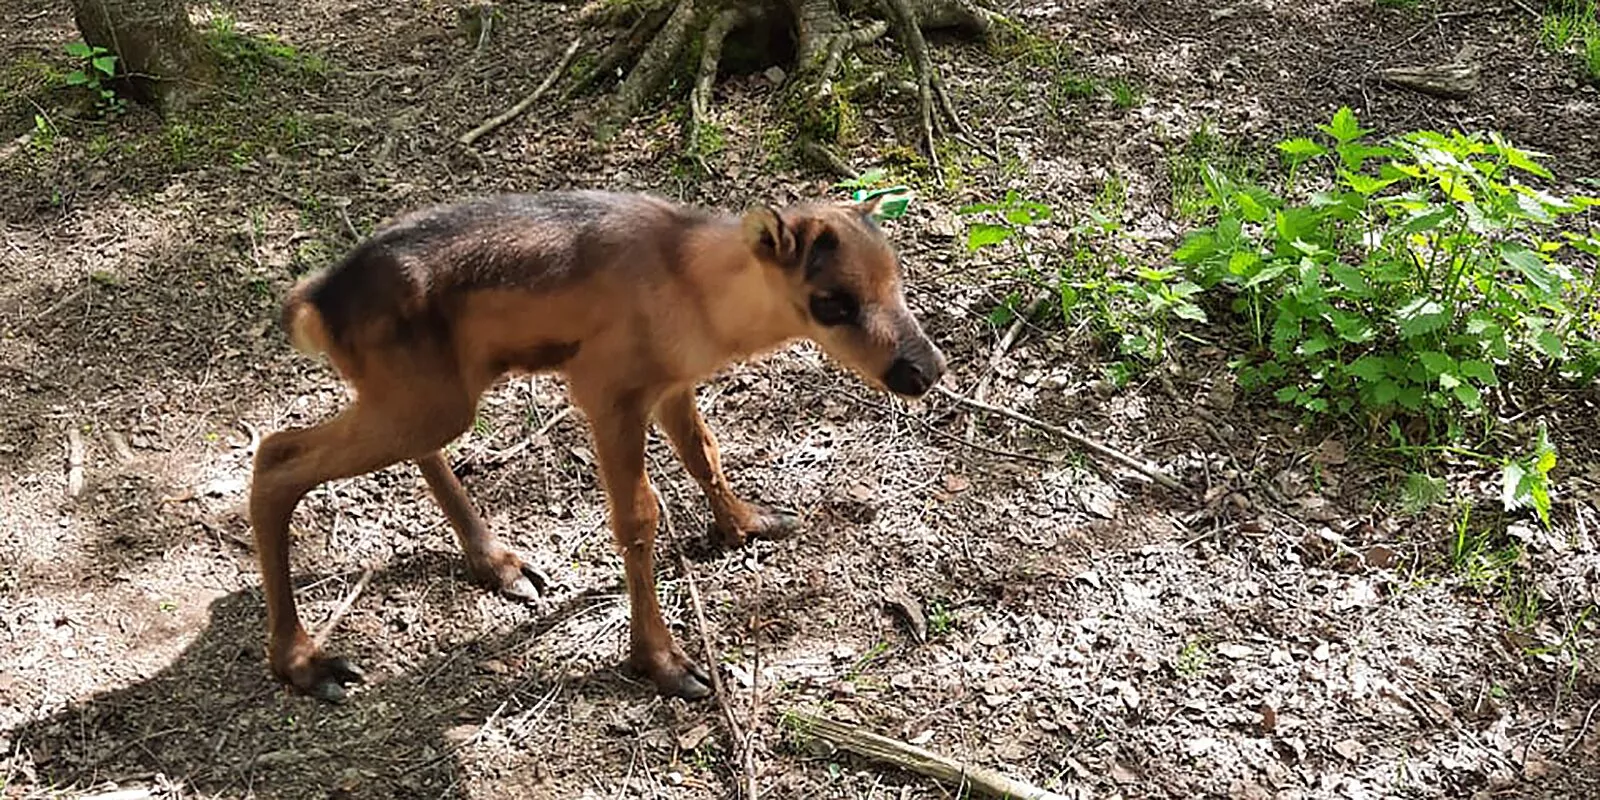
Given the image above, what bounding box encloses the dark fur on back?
[286,191,714,347]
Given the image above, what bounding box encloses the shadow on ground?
[2,550,658,800]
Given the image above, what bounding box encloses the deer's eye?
[808,291,858,327]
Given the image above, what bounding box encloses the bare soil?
[3,0,1599,798]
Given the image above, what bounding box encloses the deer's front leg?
[655,387,800,548]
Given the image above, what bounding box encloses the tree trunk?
[69,0,217,113]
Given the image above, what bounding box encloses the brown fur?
[250,189,946,701]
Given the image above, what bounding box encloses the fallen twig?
[460,36,584,147]
[934,385,1188,494]
[312,568,374,649]
[66,425,86,497]
[458,405,574,470]
[783,710,1069,800]
[965,285,1050,438]
[676,548,751,798]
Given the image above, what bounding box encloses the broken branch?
[65,425,85,497]
[783,710,1069,800]
[934,385,1189,494]
[677,550,753,798]
[313,568,374,650]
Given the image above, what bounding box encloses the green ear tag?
[853,185,912,220]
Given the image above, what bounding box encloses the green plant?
[1107,78,1141,110]
[64,41,124,115]
[1501,421,1557,527]
[960,184,1204,366]
[1447,505,1522,593]
[927,601,956,636]
[1169,122,1261,219]
[1540,1,1600,82]
[1175,636,1211,678]
[1175,107,1600,431]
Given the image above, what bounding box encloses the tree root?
[689,7,746,170]
[557,0,1003,176]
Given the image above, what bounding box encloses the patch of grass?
[1540,0,1600,82]
[1447,505,1524,595]
[1107,77,1142,109]
[1167,121,1261,219]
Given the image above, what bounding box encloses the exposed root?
[689,7,747,169]
[813,20,891,97]
[879,0,943,180]
[459,36,585,147]
[801,139,859,179]
[575,0,1000,174]
[610,0,702,121]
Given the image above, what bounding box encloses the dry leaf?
[677,723,712,751]
[1364,545,1399,568]
[1332,738,1366,761]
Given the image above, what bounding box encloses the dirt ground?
[3,0,1599,798]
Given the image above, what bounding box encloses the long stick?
[935,385,1188,494]
[677,552,751,796]
[784,710,1069,800]
[312,568,374,649]
[459,37,584,147]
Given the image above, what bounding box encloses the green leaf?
[65,70,89,86]
[1173,231,1215,264]
[965,223,1012,251]
[1274,385,1300,403]
[1460,359,1499,386]
[1493,135,1554,180]
[1452,382,1481,408]
[1396,298,1448,339]
[1501,461,1529,511]
[1535,330,1564,358]
[1330,310,1375,343]
[1345,355,1390,382]
[1236,191,1269,223]
[1397,385,1424,411]
[1399,207,1454,235]
[91,54,117,76]
[1318,106,1370,144]
[1373,379,1402,405]
[1399,472,1446,514]
[1418,351,1456,377]
[1337,143,1399,172]
[1227,249,1261,277]
[1328,263,1371,297]
[1244,261,1292,290]
[1298,334,1333,356]
[1172,302,1208,322]
[1341,170,1397,195]
[1273,138,1324,163]
[65,41,93,59]
[1498,242,1560,297]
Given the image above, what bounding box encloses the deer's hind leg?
[250,356,476,702]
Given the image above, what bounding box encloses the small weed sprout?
[64,41,124,116]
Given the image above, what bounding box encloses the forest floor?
[3,0,1599,798]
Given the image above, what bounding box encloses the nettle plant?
[961,188,1206,366]
[1175,108,1600,432]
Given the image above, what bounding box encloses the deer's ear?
[742,205,798,267]
[850,193,886,220]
